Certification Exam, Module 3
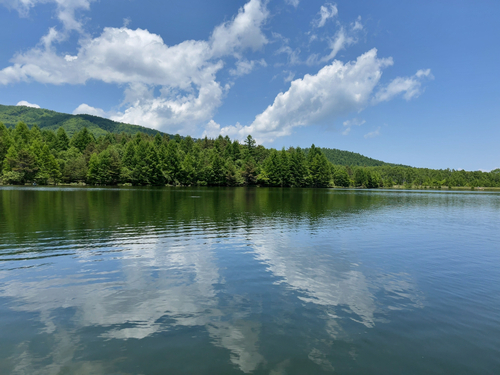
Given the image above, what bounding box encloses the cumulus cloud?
[315,3,338,28]
[202,119,223,139]
[217,49,392,142]
[0,0,270,134]
[73,103,106,117]
[209,0,269,57]
[214,49,431,143]
[285,0,299,7]
[16,100,40,108]
[374,69,433,103]
[342,118,365,135]
[364,126,381,139]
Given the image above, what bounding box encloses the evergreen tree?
[13,122,30,146]
[3,145,39,184]
[354,168,367,187]
[30,124,43,143]
[309,153,331,187]
[132,140,151,185]
[289,147,308,187]
[241,158,258,186]
[333,167,350,187]
[37,144,61,184]
[208,148,226,186]
[61,147,88,183]
[147,145,165,185]
[71,127,95,152]
[163,140,181,184]
[261,149,281,186]
[181,153,198,185]
[55,127,70,152]
[225,160,243,186]
[0,122,13,168]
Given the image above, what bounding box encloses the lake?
[0,187,499,374]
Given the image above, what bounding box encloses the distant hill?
[305,147,409,167]
[1,104,406,167]
[0,104,167,138]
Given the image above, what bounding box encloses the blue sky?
[0,0,498,171]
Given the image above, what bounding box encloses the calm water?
[0,187,499,374]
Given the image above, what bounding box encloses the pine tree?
[261,149,281,186]
[13,122,30,146]
[0,122,13,168]
[309,153,331,188]
[71,128,95,152]
[55,128,70,152]
[163,141,181,184]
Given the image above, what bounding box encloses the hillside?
[304,147,408,167]
[0,104,167,138]
[2,104,407,167]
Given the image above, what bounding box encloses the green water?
[0,187,499,374]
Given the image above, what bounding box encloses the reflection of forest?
[0,187,432,374]
[2,187,498,239]
[0,187,432,234]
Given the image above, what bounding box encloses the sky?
[0,0,499,171]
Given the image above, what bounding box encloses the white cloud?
[209,0,269,57]
[315,3,338,28]
[229,59,266,77]
[110,81,225,133]
[16,100,40,108]
[217,49,393,142]
[283,70,295,83]
[202,119,222,139]
[285,0,299,8]
[306,27,357,65]
[1,0,94,32]
[0,0,270,134]
[351,16,363,31]
[364,126,381,139]
[73,103,105,117]
[342,118,365,135]
[374,69,433,103]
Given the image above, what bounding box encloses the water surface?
[0,187,499,374]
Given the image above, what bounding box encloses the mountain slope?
[303,147,408,167]
[0,104,166,137]
[1,104,406,167]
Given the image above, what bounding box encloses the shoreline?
[1,183,499,191]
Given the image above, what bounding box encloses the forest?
[1,121,499,188]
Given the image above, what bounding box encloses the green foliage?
[305,146,407,167]
[0,104,170,138]
[1,111,498,188]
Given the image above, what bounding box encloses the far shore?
[1,182,500,191]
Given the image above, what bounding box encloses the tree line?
[1,122,499,188]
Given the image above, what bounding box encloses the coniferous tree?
[309,153,331,187]
[333,167,350,187]
[289,147,308,187]
[163,140,182,184]
[61,147,87,183]
[0,122,13,168]
[261,149,281,186]
[3,145,39,184]
[208,148,226,186]
[13,122,31,146]
[147,144,164,185]
[37,144,61,184]
[71,127,95,152]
